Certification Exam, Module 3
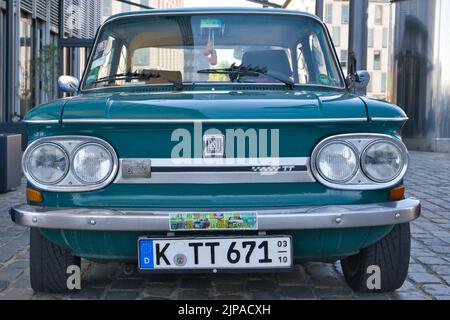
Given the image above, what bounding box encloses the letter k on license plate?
[138,236,292,270]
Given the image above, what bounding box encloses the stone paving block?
[104,290,140,300]
[428,265,450,275]
[110,278,146,290]
[408,273,443,284]
[0,281,8,292]
[213,294,247,300]
[12,274,31,289]
[142,283,177,297]
[176,289,211,300]
[278,285,316,300]
[422,284,450,296]
[0,288,34,300]
[213,283,246,296]
[67,288,105,300]
[390,292,431,300]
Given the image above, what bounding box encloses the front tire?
[30,228,81,293]
[341,223,411,293]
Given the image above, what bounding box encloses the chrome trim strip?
[62,118,368,124]
[22,119,60,124]
[310,133,409,190]
[114,157,316,184]
[10,199,421,231]
[371,117,409,122]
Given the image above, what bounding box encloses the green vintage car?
[11,8,420,294]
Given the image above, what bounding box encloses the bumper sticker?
[169,212,257,231]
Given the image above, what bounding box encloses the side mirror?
[58,76,80,93]
[353,70,370,89]
[346,52,370,92]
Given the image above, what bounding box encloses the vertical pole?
[58,0,65,97]
[5,0,15,121]
[315,0,324,20]
[348,0,368,95]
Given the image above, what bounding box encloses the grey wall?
[391,0,450,153]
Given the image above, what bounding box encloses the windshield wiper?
[197,63,295,88]
[92,70,184,89]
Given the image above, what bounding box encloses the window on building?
[325,3,333,24]
[332,27,341,47]
[340,50,348,68]
[103,0,112,16]
[375,5,383,25]
[341,4,349,24]
[367,72,373,92]
[368,28,374,48]
[382,28,388,48]
[381,72,387,93]
[373,51,381,70]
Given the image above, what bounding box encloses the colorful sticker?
[200,18,224,29]
[169,212,257,231]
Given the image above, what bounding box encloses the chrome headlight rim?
[314,140,360,184]
[71,142,116,185]
[311,133,409,191]
[22,136,119,192]
[23,142,70,186]
[361,139,408,183]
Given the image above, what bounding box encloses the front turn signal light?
[27,188,43,203]
[389,186,405,201]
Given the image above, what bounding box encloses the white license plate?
[138,236,292,270]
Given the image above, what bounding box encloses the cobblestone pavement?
[0,151,449,300]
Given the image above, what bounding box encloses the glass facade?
[382,27,388,48]
[332,27,341,47]
[325,3,333,23]
[19,12,32,117]
[0,8,4,122]
[368,28,374,47]
[341,4,349,24]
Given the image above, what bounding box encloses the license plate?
[138,236,292,271]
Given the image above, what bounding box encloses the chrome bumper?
[10,199,420,232]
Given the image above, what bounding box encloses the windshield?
[82,13,345,90]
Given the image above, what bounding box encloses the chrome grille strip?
[114,157,315,184]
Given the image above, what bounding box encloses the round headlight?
[26,143,68,184]
[362,141,404,182]
[316,142,358,182]
[72,144,114,184]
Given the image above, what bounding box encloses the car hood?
[60,89,368,122]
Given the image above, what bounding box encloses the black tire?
[341,223,411,293]
[30,228,81,293]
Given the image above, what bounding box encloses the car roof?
[104,7,321,24]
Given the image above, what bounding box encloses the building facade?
[287,0,391,101]
[0,0,102,128]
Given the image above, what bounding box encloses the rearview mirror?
[58,76,80,93]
